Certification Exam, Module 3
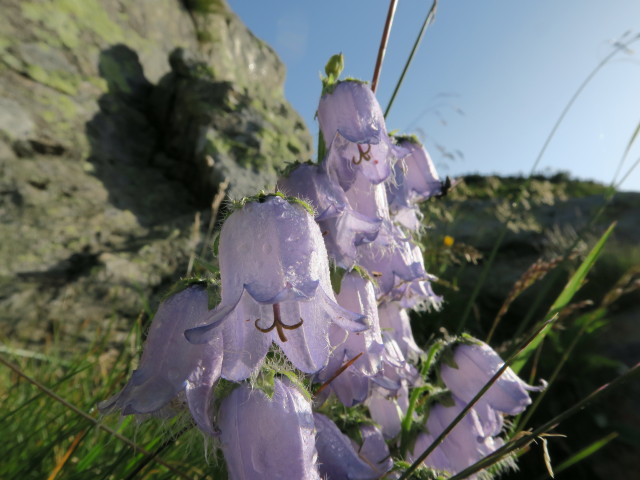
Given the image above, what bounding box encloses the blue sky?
[228,1,640,191]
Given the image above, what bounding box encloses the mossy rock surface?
[0,0,311,346]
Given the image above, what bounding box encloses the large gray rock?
[0,0,311,346]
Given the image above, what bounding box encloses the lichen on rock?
[0,0,311,348]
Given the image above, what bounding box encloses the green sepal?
[277,159,315,179]
[391,460,443,480]
[212,232,220,257]
[160,276,218,303]
[206,281,222,309]
[228,191,315,218]
[393,133,422,145]
[438,345,458,370]
[330,266,347,294]
[255,368,277,399]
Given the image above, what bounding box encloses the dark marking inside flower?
[254,303,304,342]
[352,143,372,165]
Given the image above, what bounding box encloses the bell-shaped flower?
[218,378,320,480]
[359,231,441,310]
[440,340,545,416]
[99,285,223,436]
[318,80,406,191]
[390,204,423,231]
[378,301,423,361]
[387,136,442,207]
[366,382,409,440]
[413,397,500,475]
[185,195,366,381]
[315,272,384,406]
[331,272,384,375]
[314,413,393,479]
[365,335,419,439]
[277,163,381,269]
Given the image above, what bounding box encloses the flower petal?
[219,378,320,480]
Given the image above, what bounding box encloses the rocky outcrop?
[0,0,312,346]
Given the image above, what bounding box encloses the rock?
[0,0,311,347]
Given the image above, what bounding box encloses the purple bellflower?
[277,163,381,269]
[314,413,393,479]
[387,137,442,207]
[413,397,501,475]
[99,285,222,436]
[316,272,384,406]
[365,335,420,439]
[377,301,423,361]
[318,80,406,191]
[218,378,320,480]
[366,381,410,440]
[386,137,442,231]
[440,340,545,418]
[331,272,384,376]
[185,195,366,381]
[359,232,441,310]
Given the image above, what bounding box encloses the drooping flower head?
[314,413,393,479]
[440,339,545,417]
[359,230,441,309]
[315,271,384,406]
[412,397,503,475]
[318,80,406,191]
[387,136,442,207]
[218,378,320,480]
[185,195,366,381]
[99,284,223,436]
[277,163,381,269]
[378,301,423,361]
[365,334,420,439]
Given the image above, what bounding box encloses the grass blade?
[0,355,191,480]
[384,0,438,117]
[537,432,619,480]
[511,222,616,374]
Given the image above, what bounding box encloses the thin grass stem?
[384,0,438,117]
[371,0,398,93]
[0,355,191,480]
[461,34,639,338]
[516,309,604,431]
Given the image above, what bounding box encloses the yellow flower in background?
[443,235,455,247]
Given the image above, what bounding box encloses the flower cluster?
[100,69,543,479]
[411,339,545,475]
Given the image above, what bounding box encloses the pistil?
[352,143,372,164]
[254,303,304,342]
